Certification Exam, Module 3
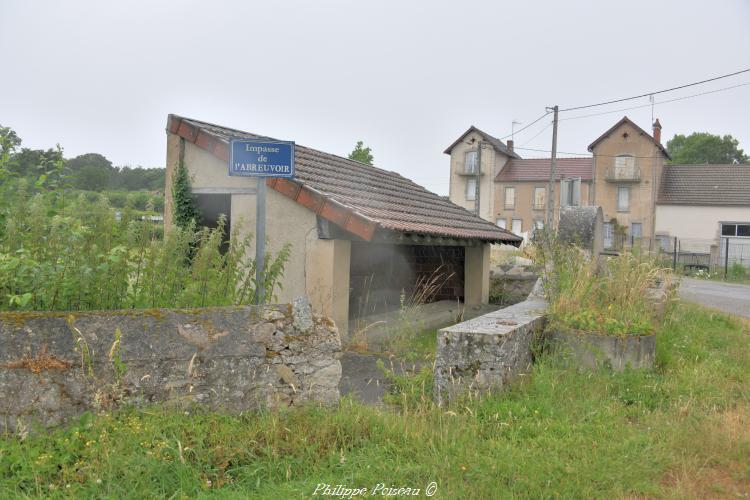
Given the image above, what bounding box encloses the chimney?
[652,118,662,144]
[506,139,514,153]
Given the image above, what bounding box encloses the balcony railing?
[604,165,641,182]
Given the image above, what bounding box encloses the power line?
[559,68,750,112]
[496,110,551,140]
[559,81,750,122]
[514,146,670,160]
[520,121,553,146]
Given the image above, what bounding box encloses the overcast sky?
[2,0,749,195]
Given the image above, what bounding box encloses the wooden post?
[546,105,559,229]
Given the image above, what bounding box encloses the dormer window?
[464,151,478,174]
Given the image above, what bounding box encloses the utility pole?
[545,105,559,229]
[475,140,482,217]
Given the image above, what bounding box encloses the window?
[722,223,750,237]
[630,222,642,239]
[465,178,477,201]
[496,218,507,229]
[533,187,546,210]
[616,186,630,211]
[560,178,581,207]
[464,151,478,174]
[603,222,614,249]
[504,187,516,209]
[511,219,522,234]
[614,155,636,179]
[656,235,671,252]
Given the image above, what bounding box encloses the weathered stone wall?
[434,280,547,404]
[558,206,604,255]
[490,261,538,306]
[0,299,341,432]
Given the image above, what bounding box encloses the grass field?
[1,303,749,498]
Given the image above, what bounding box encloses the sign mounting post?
[229,138,295,304]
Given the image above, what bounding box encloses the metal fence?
[604,235,750,277]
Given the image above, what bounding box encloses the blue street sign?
[229,139,295,178]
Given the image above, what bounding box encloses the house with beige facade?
[164,115,521,337]
[446,116,750,265]
[446,117,669,246]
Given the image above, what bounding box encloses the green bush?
[0,180,290,311]
[106,191,127,208]
[126,191,150,211]
[727,262,747,282]
[150,194,165,213]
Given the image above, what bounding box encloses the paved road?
[679,278,750,319]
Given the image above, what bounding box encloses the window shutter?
[572,178,581,206]
[560,180,569,208]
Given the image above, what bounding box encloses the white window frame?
[464,151,478,174]
[560,178,582,207]
[630,222,643,237]
[465,178,477,201]
[721,222,750,238]
[603,222,614,249]
[616,186,630,212]
[496,218,507,229]
[504,186,516,209]
[533,187,546,211]
[511,218,522,235]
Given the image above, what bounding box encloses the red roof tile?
[168,115,522,245]
[495,157,593,182]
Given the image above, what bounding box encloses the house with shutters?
[446,116,669,245]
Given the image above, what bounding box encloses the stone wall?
[0,299,341,432]
[489,261,538,306]
[434,280,546,405]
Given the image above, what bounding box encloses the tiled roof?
[167,115,521,244]
[495,157,593,182]
[588,116,671,159]
[658,164,750,206]
[443,126,521,159]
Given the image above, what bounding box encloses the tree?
[666,132,748,165]
[0,125,21,157]
[348,140,374,165]
[172,162,199,229]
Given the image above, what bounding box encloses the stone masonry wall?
[434,280,546,405]
[0,298,341,432]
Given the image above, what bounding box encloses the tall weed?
[542,243,671,335]
[0,179,290,311]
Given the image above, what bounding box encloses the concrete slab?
[348,300,504,348]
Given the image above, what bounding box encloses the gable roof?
[443,126,521,159]
[167,115,521,244]
[587,116,671,159]
[495,157,593,182]
[657,164,750,206]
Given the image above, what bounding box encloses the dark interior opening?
[193,193,231,253]
[349,241,465,320]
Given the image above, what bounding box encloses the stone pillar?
[558,206,604,255]
[464,243,491,304]
[306,238,351,336]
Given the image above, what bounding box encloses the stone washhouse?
[164,115,522,338]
